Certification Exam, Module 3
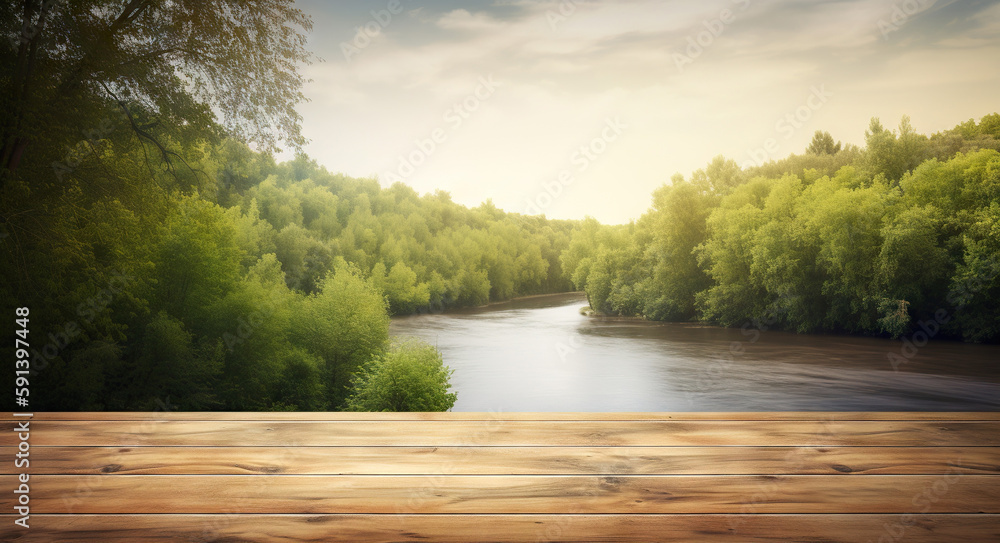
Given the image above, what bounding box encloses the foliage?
[243,166,574,311]
[2,6,997,413]
[345,340,457,412]
[564,114,1000,343]
[1,0,312,179]
[807,131,842,155]
[0,1,585,412]
[291,262,390,407]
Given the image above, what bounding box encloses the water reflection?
[390,292,1000,411]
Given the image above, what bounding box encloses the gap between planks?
[6,420,998,447]
[4,445,993,475]
[1,514,998,543]
[4,474,997,514]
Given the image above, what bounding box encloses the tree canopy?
[563,113,1000,343]
[2,3,996,413]
[1,0,311,181]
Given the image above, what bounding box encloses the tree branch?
[98,81,209,186]
[109,0,152,35]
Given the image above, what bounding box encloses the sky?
[281,0,1000,224]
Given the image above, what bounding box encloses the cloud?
[287,0,1000,223]
[435,9,509,31]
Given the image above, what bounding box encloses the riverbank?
[391,292,1000,411]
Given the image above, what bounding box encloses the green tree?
[1,0,312,179]
[345,339,457,412]
[291,262,390,407]
[861,116,928,182]
[807,130,842,155]
[123,311,223,410]
[209,256,293,410]
[690,156,744,194]
[638,180,715,320]
[694,177,775,325]
[862,117,899,181]
[151,196,244,327]
[272,347,327,411]
[384,262,431,314]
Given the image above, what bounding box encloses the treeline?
[1,1,579,411]
[563,114,1000,342]
[1,132,577,411]
[4,2,997,416]
[232,153,574,311]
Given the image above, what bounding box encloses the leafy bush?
[345,340,457,412]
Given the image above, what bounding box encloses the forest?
[563,115,1000,343]
[1,128,576,410]
[1,2,997,411]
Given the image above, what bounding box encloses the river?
[389,292,1000,411]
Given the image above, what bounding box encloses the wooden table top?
[2,412,998,541]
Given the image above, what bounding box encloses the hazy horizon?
[282,0,1000,224]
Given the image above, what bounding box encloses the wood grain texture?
[6,420,998,446]
[6,474,997,514]
[4,412,997,541]
[1,514,998,542]
[3,445,994,475]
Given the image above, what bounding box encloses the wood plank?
[2,514,998,542]
[3,412,996,542]
[8,475,996,514]
[5,446,995,475]
[7,420,997,447]
[9,411,1000,421]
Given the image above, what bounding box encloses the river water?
[389,292,1000,411]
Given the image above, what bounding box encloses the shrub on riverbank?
[345,339,457,412]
